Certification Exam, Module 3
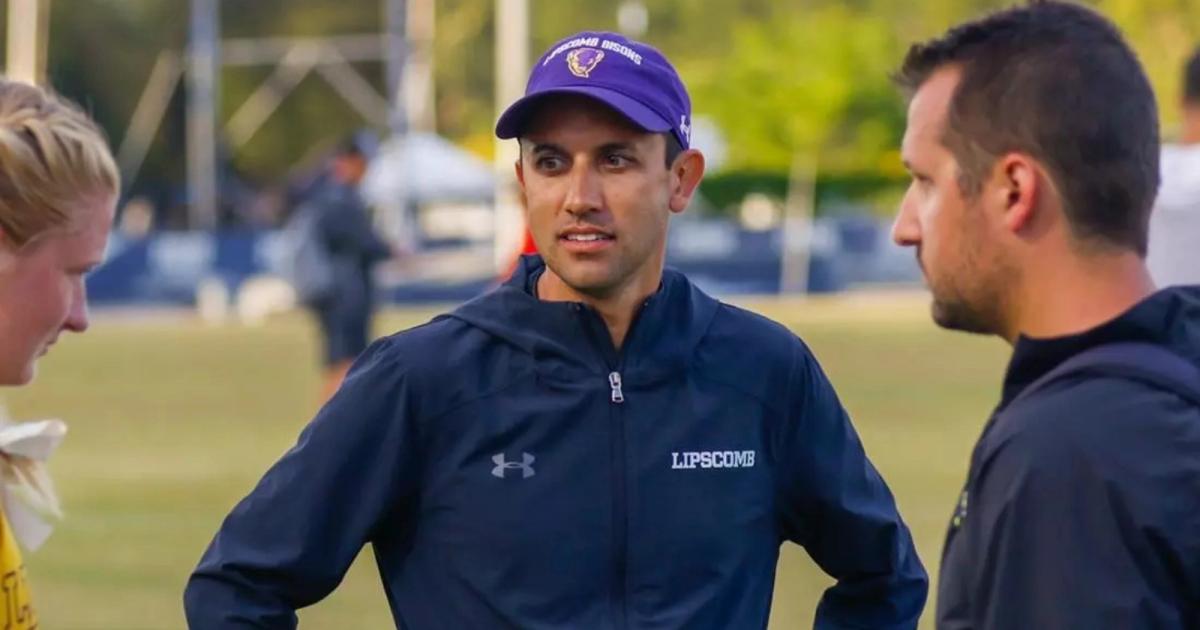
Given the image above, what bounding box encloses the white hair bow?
[0,417,65,552]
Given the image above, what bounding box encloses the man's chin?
[547,259,612,286]
[930,299,995,336]
[539,261,615,298]
[560,275,618,299]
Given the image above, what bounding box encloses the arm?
[775,342,928,630]
[961,383,1200,629]
[184,338,419,628]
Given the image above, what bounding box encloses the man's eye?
[537,156,565,170]
[605,154,631,168]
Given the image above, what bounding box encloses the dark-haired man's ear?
[996,153,1039,234]
[668,149,705,214]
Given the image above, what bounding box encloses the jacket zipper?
[609,300,654,629]
[576,300,649,630]
[610,377,628,629]
[609,372,625,403]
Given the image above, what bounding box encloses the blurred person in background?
[0,78,120,630]
[185,31,926,629]
[288,133,395,402]
[892,2,1200,628]
[1148,45,1200,287]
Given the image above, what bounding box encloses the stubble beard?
[925,241,1014,337]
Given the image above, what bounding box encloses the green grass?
[1,294,1008,629]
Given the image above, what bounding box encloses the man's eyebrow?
[597,141,636,153]
[530,142,565,154]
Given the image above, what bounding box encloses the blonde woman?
[0,78,119,627]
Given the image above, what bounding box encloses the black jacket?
[938,286,1200,629]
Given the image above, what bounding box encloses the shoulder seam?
[691,366,788,417]
[421,367,539,427]
[372,319,539,426]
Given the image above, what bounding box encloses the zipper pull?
[608,371,625,404]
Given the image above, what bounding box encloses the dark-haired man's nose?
[891,190,922,247]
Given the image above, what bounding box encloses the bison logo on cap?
[566,48,605,78]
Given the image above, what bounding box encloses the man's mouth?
[559,228,615,251]
[562,233,612,242]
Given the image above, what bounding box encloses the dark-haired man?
[892,2,1200,628]
[185,31,927,629]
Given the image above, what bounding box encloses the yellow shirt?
[0,515,35,629]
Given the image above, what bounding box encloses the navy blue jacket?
[186,257,927,629]
[938,287,1200,629]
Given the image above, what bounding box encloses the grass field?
[2,292,1009,629]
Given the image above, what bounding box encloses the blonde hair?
[0,79,119,248]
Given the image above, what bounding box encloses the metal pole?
[384,0,408,137]
[35,0,50,82]
[6,0,49,84]
[118,51,184,188]
[381,0,413,250]
[493,0,529,272]
[187,0,220,230]
[404,0,436,133]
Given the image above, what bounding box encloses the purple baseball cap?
[495,31,692,149]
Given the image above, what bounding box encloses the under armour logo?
[492,452,535,479]
[679,115,691,143]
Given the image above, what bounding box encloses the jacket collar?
[1001,285,1200,408]
[446,255,720,381]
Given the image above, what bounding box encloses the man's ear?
[668,149,705,214]
[513,143,531,212]
[993,153,1040,234]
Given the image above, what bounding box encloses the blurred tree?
[26,0,1200,214]
[47,1,189,191]
[690,4,903,174]
[1096,0,1200,137]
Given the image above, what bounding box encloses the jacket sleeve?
[775,342,928,629]
[960,380,1200,630]
[184,338,420,628]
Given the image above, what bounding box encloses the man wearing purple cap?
[185,31,927,629]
